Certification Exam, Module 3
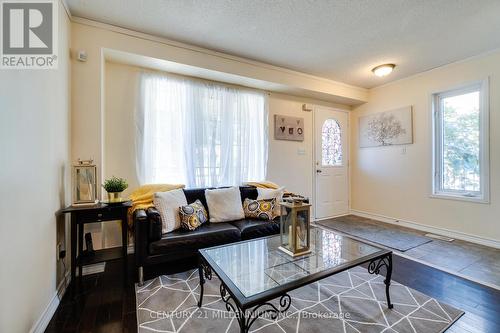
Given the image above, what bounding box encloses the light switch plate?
[297,148,306,155]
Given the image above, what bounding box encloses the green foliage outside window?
[442,104,480,191]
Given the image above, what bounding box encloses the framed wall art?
[359,106,413,148]
[274,114,304,141]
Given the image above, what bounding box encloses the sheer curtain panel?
[136,72,268,188]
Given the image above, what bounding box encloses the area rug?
[136,266,463,332]
[316,215,432,251]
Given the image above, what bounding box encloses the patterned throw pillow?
[179,200,208,231]
[243,198,276,220]
[257,187,285,218]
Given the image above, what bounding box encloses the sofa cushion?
[205,187,245,222]
[257,187,285,218]
[179,199,208,231]
[153,189,187,234]
[230,219,280,240]
[243,198,275,220]
[149,222,241,255]
[183,186,258,219]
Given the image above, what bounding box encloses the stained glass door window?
[321,119,342,166]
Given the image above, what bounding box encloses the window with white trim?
[432,81,489,202]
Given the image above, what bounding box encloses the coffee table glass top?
[200,227,385,298]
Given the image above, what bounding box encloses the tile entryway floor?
[315,215,500,289]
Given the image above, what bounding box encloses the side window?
[432,81,489,202]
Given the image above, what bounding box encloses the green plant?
[102,176,128,193]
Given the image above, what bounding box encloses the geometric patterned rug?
[136,266,464,332]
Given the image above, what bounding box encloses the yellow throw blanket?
[127,183,185,227]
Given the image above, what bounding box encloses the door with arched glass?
[314,107,349,219]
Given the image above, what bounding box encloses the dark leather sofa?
[133,186,280,285]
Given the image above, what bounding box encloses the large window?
[432,81,489,202]
[136,72,268,188]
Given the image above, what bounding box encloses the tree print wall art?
[359,106,413,147]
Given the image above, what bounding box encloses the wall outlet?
[57,242,65,261]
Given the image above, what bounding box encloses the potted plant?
[102,176,128,203]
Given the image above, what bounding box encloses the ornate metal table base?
[198,259,291,333]
[220,284,291,333]
[367,253,393,309]
[197,260,212,307]
[198,253,393,332]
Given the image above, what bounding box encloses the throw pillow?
[257,186,285,218]
[243,198,276,220]
[179,200,208,231]
[205,187,245,222]
[153,189,187,234]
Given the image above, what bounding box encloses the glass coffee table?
[198,227,393,333]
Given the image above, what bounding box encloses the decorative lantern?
[279,201,311,257]
[72,159,98,205]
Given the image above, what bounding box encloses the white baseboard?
[30,261,110,333]
[29,245,133,333]
[29,270,71,333]
[314,213,350,222]
[57,270,71,299]
[350,209,500,249]
[29,292,60,333]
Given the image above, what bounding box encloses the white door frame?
[312,105,350,221]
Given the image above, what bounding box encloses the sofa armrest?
[134,209,149,269]
[146,207,163,242]
[134,209,147,221]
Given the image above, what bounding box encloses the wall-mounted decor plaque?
[274,114,304,141]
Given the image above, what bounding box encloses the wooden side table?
[61,201,132,284]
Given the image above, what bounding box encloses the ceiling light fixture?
[372,64,395,77]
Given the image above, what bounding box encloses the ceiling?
[66,0,500,89]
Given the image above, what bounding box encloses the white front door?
[314,107,349,219]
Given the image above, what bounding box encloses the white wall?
[0,3,71,333]
[351,50,500,243]
[267,93,349,198]
[103,62,349,247]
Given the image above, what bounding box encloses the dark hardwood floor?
[392,256,500,333]
[45,254,500,332]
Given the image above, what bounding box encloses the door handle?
[316,169,322,173]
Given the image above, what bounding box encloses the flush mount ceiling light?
[372,64,395,77]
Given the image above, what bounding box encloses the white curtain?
[136,72,268,188]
